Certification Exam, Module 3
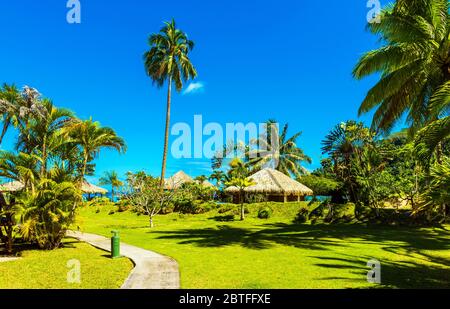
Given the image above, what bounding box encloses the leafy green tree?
[125,172,180,228]
[298,175,342,198]
[418,157,450,220]
[321,121,374,202]
[144,19,197,187]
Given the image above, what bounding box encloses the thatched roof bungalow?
[225,168,313,203]
[164,170,194,190]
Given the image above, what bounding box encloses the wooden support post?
[284,194,288,203]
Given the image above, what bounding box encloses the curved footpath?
[67,231,180,289]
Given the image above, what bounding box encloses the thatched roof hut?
[81,180,108,195]
[225,168,313,202]
[0,180,107,195]
[164,170,194,190]
[197,179,216,189]
[0,181,25,192]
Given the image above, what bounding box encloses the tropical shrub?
[86,197,112,208]
[115,199,131,212]
[15,180,80,250]
[218,203,235,214]
[298,175,341,197]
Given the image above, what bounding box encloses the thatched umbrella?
[0,180,107,195]
[197,179,216,189]
[0,181,25,192]
[81,180,108,195]
[164,170,194,190]
[225,168,313,203]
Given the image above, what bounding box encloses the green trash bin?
[111,230,120,258]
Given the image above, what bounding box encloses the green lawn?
[75,203,450,289]
[0,239,133,289]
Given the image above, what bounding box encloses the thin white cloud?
[183,82,205,95]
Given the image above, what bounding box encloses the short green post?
[111,230,120,258]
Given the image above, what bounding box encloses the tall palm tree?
[99,171,123,202]
[249,120,312,177]
[144,19,197,187]
[67,119,126,181]
[353,0,450,135]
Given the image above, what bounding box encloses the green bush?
[218,203,235,214]
[86,197,113,208]
[115,200,131,212]
[160,202,175,215]
[257,207,273,219]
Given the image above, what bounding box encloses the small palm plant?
[225,158,255,221]
[15,178,81,250]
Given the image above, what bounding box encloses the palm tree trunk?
[81,151,89,183]
[159,77,172,188]
[40,135,47,177]
[436,141,443,165]
[240,190,245,221]
[0,118,10,145]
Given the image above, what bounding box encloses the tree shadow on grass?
[208,215,236,222]
[151,222,450,287]
[153,222,450,252]
[152,224,348,251]
[311,254,450,289]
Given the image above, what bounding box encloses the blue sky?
[0,0,393,182]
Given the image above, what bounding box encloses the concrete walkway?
[67,231,180,289]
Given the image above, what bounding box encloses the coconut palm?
[99,171,123,202]
[144,19,197,187]
[249,120,312,177]
[16,99,74,176]
[209,170,225,187]
[67,119,126,181]
[353,0,450,135]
